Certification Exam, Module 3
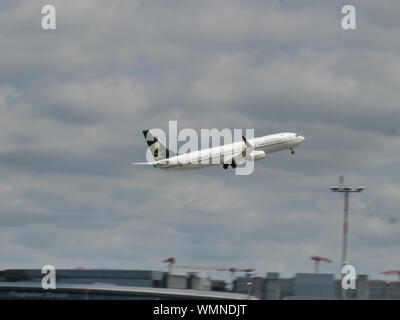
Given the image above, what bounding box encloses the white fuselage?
[153,132,305,170]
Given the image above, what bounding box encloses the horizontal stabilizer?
[130,162,155,165]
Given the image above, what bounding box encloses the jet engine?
[248,150,266,161]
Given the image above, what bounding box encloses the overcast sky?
[0,0,399,281]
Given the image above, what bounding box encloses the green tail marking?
[142,130,177,160]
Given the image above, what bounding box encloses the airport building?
[0,269,249,300]
[233,273,400,300]
[0,269,399,299]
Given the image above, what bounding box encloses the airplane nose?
[300,136,305,142]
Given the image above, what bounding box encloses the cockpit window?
[295,134,299,137]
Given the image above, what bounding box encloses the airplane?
[132,130,305,170]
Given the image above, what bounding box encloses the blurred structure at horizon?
[0,268,399,300]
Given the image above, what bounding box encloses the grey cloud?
[0,0,399,280]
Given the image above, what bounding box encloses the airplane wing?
[223,136,254,164]
[223,151,245,165]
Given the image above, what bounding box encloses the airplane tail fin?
[142,130,176,161]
